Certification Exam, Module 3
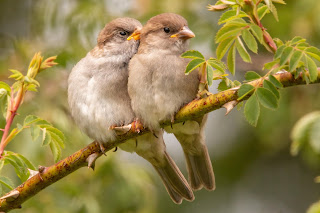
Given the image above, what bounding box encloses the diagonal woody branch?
[0,70,319,212]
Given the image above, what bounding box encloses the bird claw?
[109,124,132,135]
[196,89,213,99]
[131,119,144,133]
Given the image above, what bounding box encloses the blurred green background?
[0,0,320,212]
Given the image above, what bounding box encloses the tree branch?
[0,70,319,212]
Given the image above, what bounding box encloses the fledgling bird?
[68,17,194,204]
[128,13,215,191]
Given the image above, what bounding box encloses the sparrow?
[128,13,215,192]
[68,17,193,204]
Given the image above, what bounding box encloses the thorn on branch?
[27,169,39,180]
[1,190,20,201]
[110,124,132,135]
[113,147,118,152]
[86,153,100,170]
[222,100,238,115]
[38,165,46,181]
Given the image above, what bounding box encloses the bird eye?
[119,31,127,36]
[163,27,170,33]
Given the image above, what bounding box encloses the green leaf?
[30,125,41,141]
[218,80,229,91]
[207,64,214,86]
[42,129,51,146]
[310,118,320,153]
[216,37,236,60]
[0,82,11,95]
[305,47,320,62]
[216,24,246,43]
[24,115,43,126]
[273,38,284,47]
[305,55,318,82]
[279,46,294,66]
[218,10,248,24]
[290,36,306,45]
[236,38,251,63]
[49,139,62,163]
[0,176,14,190]
[16,153,36,170]
[8,69,24,81]
[227,43,236,75]
[263,80,280,99]
[289,50,303,72]
[185,58,206,74]
[242,29,258,53]
[49,131,65,149]
[237,84,255,100]
[250,25,263,43]
[244,93,260,127]
[257,5,270,19]
[274,45,285,59]
[4,154,28,182]
[290,112,320,155]
[268,75,283,88]
[263,59,279,70]
[207,58,226,72]
[245,71,261,81]
[181,50,205,60]
[256,87,278,110]
[272,0,286,4]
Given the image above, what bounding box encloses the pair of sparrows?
[68,13,215,204]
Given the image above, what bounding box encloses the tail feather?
[184,144,215,191]
[153,151,194,203]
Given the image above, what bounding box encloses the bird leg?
[131,119,144,133]
[197,65,213,99]
[109,124,132,135]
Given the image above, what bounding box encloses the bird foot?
[109,124,132,135]
[131,119,144,133]
[196,89,213,99]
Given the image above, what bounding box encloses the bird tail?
[168,116,215,191]
[153,151,194,204]
[182,142,215,191]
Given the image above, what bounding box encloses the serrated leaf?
[274,45,285,59]
[273,38,284,47]
[227,43,236,75]
[207,64,214,86]
[263,59,279,70]
[0,176,14,190]
[272,0,286,4]
[310,118,320,153]
[305,55,318,82]
[236,38,251,63]
[289,50,303,72]
[9,69,24,80]
[4,155,28,182]
[279,46,294,66]
[218,80,228,91]
[218,10,248,24]
[305,47,320,62]
[263,80,280,99]
[290,36,306,45]
[30,125,41,142]
[16,154,36,170]
[256,87,278,110]
[24,115,43,126]
[207,58,226,72]
[49,131,65,149]
[245,71,261,81]
[185,58,205,74]
[244,93,260,126]
[268,75,283,88]
[216,24,246,43]
[181,50,205,60]
[42,129,51,146]
[49,139,62,163]
[237,84,255,100]
[242,29,258,53]
[257,5,270,19]
[250,25,263,43]
[216,37,236,60]
[290,112,320,155]
[0,82,11,95]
